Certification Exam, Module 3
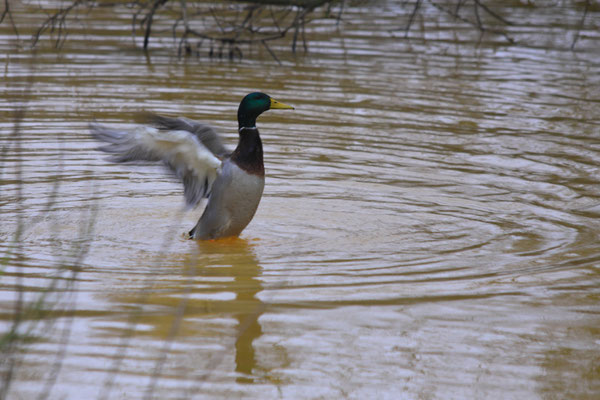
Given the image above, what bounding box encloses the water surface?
[1,1,599,399]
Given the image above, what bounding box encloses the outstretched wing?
[146,114,230,158]
[90,122,222,208]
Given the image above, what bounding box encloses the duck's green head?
[237,92,294,129]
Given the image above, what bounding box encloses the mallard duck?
[90,92,294,240]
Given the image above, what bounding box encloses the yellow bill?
[270,98,294,110]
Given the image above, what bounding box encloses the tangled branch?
[404,0,515,44]
[175,3,318,62]
[32,0,89,47]
[7,0,594,59]
[26,0,341,62]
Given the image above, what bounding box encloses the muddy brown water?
[1,1,599,399]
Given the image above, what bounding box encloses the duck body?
[90,92,293,240]
[190,143,265,239]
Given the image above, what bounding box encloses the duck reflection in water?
[193,238,264,384]
[105,237,265,385]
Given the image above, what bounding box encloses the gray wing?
[90,122,222,208]
[146,114,230,158]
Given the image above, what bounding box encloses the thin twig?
[262,39,281,64]
[0,53,34,400]
[31,0,86,48]
[1,0,20,40]
[571,0,590,50]
[143,0,169,50]
[37,198,98,400]
[97,208,185,400]
[336,0,345,26]
[132,1,152,41]
[454,0,467,16]
[301,13,307,52]
[473,0,483,31]
[473,0,512,25]
[428,0,515,44]
[405,0,421,37]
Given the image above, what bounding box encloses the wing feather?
[146,114,229,158]
[90,122,222,208]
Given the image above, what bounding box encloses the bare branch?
[142,0,168,50]
[230,0,336,7]
[1,0,20,40]
[473,0,483,31]
[473,0,512,26]
[454,0,467,16]
[428,0,515,44]
[405,0,421,37]
[261,39,281,64]
[32,0,88,48]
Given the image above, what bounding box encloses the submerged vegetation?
[0,0,596,61]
